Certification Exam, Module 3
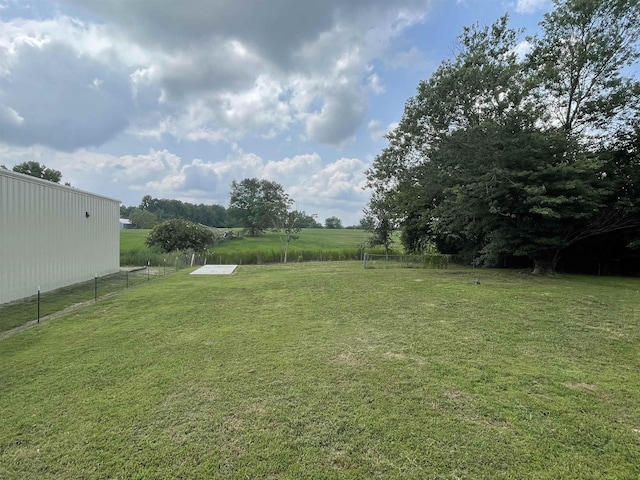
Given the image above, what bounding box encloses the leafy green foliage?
[273,211,312,262]
[146,219,215,253]
[133,195,227,227]
[362,194,396,255]
[367,2,640,273]
[12,161,62,183]
[129,208,159,229]
[324,216,343,229]
[294,210,323,228]
[229,178,293,236]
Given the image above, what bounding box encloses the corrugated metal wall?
[0,170,120,304]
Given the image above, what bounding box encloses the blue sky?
[0,0,552,225]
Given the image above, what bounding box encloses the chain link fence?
[0,255,197,336]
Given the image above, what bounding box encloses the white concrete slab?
[190,265,238,275]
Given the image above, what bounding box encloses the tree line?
[121,196,228,229]
[366,0,640,274]
[122,184,349,231]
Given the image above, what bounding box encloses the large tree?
[12,161,62,183]
[324,216,343,229]
[366,1,640,274]
[228,178,292,236]
[129,208,159,229]
[146,219,215,253]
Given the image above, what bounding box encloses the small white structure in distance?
[190,265,238,275]
[119,218,134,229]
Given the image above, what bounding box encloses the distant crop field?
[121,228,380,266]
[1,264,639,478]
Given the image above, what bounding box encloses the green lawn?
[1,263,639,478]
[120,228,151,252]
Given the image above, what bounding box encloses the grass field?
[121,228,378,266]
[1,263,639,478]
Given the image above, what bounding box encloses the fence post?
[37,286,40,323]
[126,270,129,289]
[164,258,166,275]
[147,261,150,281]
[95,274,98,302]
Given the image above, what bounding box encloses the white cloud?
[513,40,533,59]
[0,1,444,224]
[0,22,134,150]
[0,1,433,149]
[515,0,549,14]
[0,103,23,125]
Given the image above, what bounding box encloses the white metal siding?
[0,170,120,304]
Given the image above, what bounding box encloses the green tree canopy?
[146,219,216,253]
[12,161,62,183]
[294,211,323,228]
[228,178,292,236]
[136,195,227,227]
[129,208,159,229]
[366,0,640,274]
[324,216,343,229]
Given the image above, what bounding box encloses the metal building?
[0,169,120,304]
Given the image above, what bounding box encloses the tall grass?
[121,229,392,266]
[205,246,391,265]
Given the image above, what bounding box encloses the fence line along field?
[121,228,379,266]
[1,262,639,478]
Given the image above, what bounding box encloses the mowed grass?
[1,263,639,478]
[120,228,151,252]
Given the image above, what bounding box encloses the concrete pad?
[190,265,238,275]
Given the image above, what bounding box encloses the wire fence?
[363,253,450,269]
[0,255,196,336]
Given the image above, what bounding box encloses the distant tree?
[363,194,396,256]
[358,216,375,230]
[12,161,62,183]
[273,210,311,263]
[324,216,343,229]
[130,208,159,229]
[228,178,292,236]
[120,205,136,218]
[137,195,227,226]
[139,195,156,211]
[294,210,323,228]
[146,219,215,253]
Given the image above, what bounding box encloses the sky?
[0,0,553,225]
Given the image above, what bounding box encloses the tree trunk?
[532,251,560,275]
